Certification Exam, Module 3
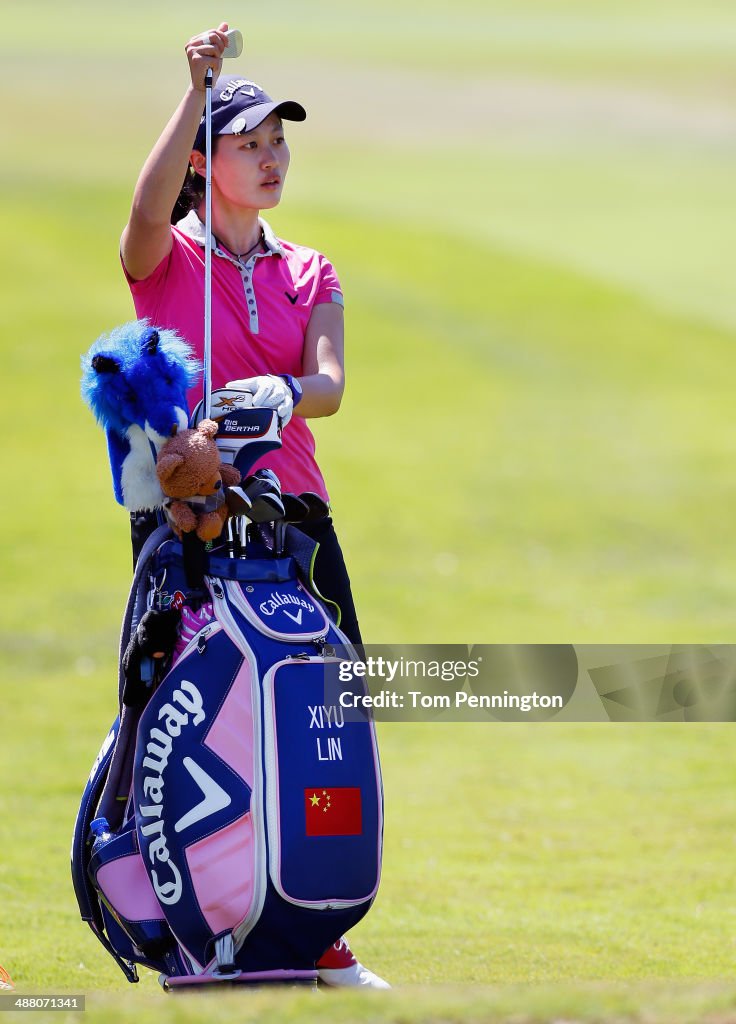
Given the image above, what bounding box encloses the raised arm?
[120,24,229,282]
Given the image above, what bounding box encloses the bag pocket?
[223,578,329,642]
[262,658,383,910]
[133,623,266,969]
[89,827,174,957]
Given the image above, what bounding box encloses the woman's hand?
[226,375,295,426]
[185,23,229,92]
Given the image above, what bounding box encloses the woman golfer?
[121,24,387,988]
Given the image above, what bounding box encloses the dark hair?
[170,138,220,224]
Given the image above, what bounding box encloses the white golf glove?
[225,375,293,427]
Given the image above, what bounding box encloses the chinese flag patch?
[304,787,362,836]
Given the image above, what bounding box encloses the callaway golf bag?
[71,500,383,986]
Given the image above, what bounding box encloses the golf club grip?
[222,28,243,59]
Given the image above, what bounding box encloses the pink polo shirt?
[124,212,344,501]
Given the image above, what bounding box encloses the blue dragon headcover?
[81,320,201,511]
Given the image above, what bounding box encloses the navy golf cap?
[194,75,306,151]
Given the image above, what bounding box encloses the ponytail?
[171,164,205,224]
[170,138,219,225]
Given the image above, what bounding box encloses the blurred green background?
[2,1,736,1020]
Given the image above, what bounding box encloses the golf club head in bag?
[240,469,286,523]
[190,388,282,478]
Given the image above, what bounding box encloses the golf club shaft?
[240,515,249,558]
[202,33,242,425]
[203,67,213,420]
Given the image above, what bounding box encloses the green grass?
[3,2,736,1021]
[5,722,736,1021]
[16,981,736,1024]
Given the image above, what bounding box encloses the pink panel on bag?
[185,814,255,935]
[97,854,164,922]
[205,660,254,786]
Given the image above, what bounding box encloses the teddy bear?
[156,419,241,542]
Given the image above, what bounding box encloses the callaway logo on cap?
[194,75,306,150]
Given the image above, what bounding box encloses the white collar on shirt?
[175,209,284,258]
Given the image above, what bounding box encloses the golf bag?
[71,523,383,987]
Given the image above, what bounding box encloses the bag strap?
[91,524,173,832]
[118,524,172,709]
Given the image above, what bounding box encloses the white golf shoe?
[316,936,391,989]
